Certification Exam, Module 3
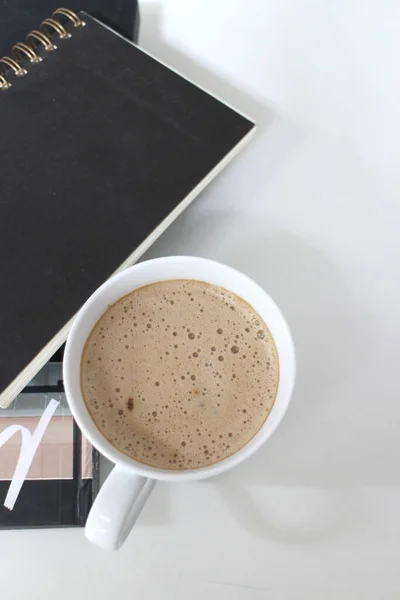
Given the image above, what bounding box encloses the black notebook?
[0,9,255,408]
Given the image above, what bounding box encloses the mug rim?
[63,256,296,481]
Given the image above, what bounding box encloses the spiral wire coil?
[0,8,85,90]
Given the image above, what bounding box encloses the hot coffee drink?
[81,280,279,469]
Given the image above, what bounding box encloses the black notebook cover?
[0,11,255,407]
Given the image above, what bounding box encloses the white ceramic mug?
[63,256,296,550]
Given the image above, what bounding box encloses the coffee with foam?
[81,280,279,469]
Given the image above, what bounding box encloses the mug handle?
[85,466,156,550]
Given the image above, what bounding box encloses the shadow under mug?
[63,256,296,550]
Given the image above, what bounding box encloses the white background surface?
[2,0,400,598]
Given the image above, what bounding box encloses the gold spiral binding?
[12,43,42,64]
[40,18,71,40]
[0,57,26,77]
[0,8,82,91]
[52,8,86,28]
[26,30,56,51]
[0,74,11,89]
